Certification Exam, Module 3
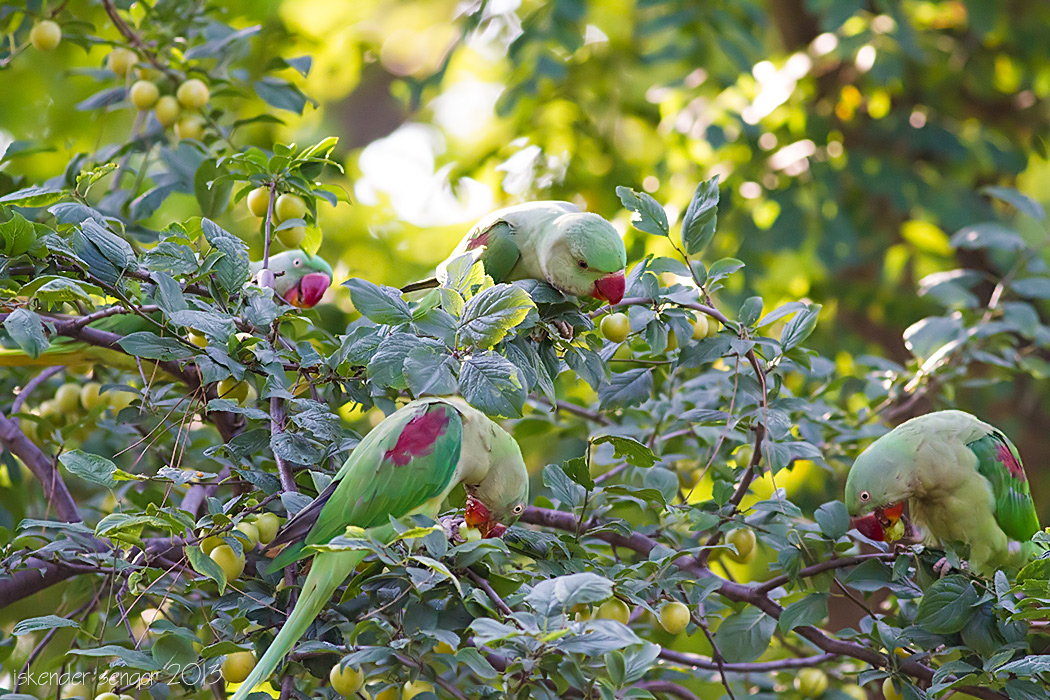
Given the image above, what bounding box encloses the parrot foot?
[552,320,574,340]
[933,557,968,577]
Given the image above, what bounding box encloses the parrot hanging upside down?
[0,250,332,368]
[402,201,627,305]
[228,397,530,700]
[845,410,1041,576]
[250,249,333,308]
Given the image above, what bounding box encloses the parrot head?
[845,432,915,543]
[544,212,627,304]
[462,423,530,538]
[267,250,333,308]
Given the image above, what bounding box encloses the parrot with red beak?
[845,410,1040,575]
[250,249,333,308]
[402,201,627,304]
[230,397,528,700]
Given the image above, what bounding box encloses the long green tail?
[229,551,363,700]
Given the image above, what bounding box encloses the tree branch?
[659,648,838,672]
[0,410,81,522]
[12,365,64,413]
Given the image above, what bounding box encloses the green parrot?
[0,249,332,367]
[402,201,627,304]
[845,410,1041,575]
[228,396,529,700]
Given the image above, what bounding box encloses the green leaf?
[681,175,719,254]
[458,284,535,349]
[779,304,821,351]
[526,572,613,617]
[543,462,585,506]
[713,607,775,663]
[59,449,116,488]
[144,241,200,275]
[616,186,669,237]
[118,331,196,361]
[592,435,656,468]
[73,219,135,284]
[67,645,161,672]
[187,545,228,594]
[194,158,234,219]
[598,368,653,410]
[404,345,458,397]
[3,308,48,358]
[25,277,97,305]
[738,296,763,327]
[254,77,310,113]
[0,212,38,256]
[12,615,80,635]
[344,278,413,325]
[915,575,979,634]
[561,455,594,490]
[0,183,66,207]
[814,501,850,539]
[707,258,745,283]
[981,186,1045,220]
[202,218,250,293]
[458,351,525,418]
[778,594,828,633]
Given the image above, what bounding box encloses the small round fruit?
[372,689,399,700]
[600,313,630,343]
[403,680,434,699]
[596,598,631,624]
[199,535,223,554]
[188,330,208,348]
[129,80,159,110]
[795,668,829,698]
[20,415,38,441]
[254,512,280,545]
[433,640,455,655]
[80,382,105,410]
[841,685,867,700]
[275,225,306,248]
[246,187,271,217]
[274,193,307,222]
[665,331,678,352]
[38,400,60,420]
[234,521,260,549]
[218,378,250,404]
[221,650,256,684]
[726,528,757,563]
[176,78,210,109]
[107,390,137,413]
[882,678,903,700]
[30,20,62,51]
[733,444,754,466]
[658,601,690,634]
[209,544,244,582]
[329,661,364,696]
[691,315,709,340]
[106,47,138,77]
[706,319,721,338]
[458,522,482,543]
[119,695,134,700]
[55,383,82,413]
[154,96,180,127]
[175,115,205,140]
[570,603,592,622]
[95,694,119,700]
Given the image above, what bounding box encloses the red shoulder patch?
[385,408,451,466]
[995,440,1026,481]
[465,230,489,250]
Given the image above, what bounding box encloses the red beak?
[850,514,886,541]
[464,493,507,538]
[284,272,331,308]
[593,271,626,305]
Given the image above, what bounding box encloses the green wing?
[967,430,1040,541]
[468,220,521,282]
[268,400,462,568]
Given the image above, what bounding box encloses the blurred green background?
[3,0,1050,517]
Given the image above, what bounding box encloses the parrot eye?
[293,258,302,267]
[513,504,524,515]
[860,491,870,502]
[577,260,588,269]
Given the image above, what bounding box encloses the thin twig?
[12,366,64,413]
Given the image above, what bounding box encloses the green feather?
[966,430,1040,542]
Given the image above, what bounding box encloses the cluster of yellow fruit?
[20,382,137,439]
[200,512,281,583]
[791,668,872,699]
[246,188,310,247]
[328,661,435,699]
[600,311,721,346]
[571,597,693,635]
[101,45,212,140]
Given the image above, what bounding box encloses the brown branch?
[0,410,81,522]
[12,365,64,413]
[465,568,513,617]
[100,0,181,83]
[533,395,613,425]
[756,553,897,595]
[635,681,701,700]
[659,649,838,672]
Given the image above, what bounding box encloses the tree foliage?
[1,1,1050,700]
